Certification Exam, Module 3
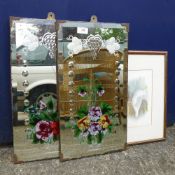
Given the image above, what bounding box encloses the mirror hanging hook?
[90,15,98,22]
[47,12,56,20]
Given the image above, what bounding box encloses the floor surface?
[0,126,175,175]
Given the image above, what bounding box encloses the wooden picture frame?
[127,50,167,145]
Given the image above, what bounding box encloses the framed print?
[57,21,129,161]
[10,17,59,162]
[127,51,167,144]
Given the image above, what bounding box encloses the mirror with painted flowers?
[57,21,129,160]
[10,17,58,162]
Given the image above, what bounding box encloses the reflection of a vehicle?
[13,48,125,124]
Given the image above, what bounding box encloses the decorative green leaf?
[65,121,72,129]
[47,98,54,110]
[77,85,87,93]
[49,111,58,121]
[97,132,104,143]
[29,114,40,126]
[108,125,113,133]
[74,125,81,137]
[39,140,44,144]
[53,135,59,142]
[100,102,112,115]
[39,112,51,121]
[32,134,39,144]
[87,134,92,144]
[76,105,88,119]
[96,84,104,91]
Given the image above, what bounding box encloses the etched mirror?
[57,21,129,160]
[10,17,59,162]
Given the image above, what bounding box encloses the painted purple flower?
[35,121,53,142]
[78,91,87,97]
[97,89,105,96]
[89,106,102,121]
[88,122,102,135]
[39,100,47,110]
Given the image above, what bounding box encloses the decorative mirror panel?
[10,17,58,162]
[57,21,129,160]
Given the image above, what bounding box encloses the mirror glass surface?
[57,22,128,160]
[11,17,58,162]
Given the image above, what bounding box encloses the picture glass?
[11,17,59,162]
[57,22,128,160]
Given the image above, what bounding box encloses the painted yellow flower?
[77,116,90,131]
[99,114,111,129]
[102,122,109,129]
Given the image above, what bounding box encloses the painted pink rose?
[35,121,53,141]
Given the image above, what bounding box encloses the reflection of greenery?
[95,28,126,42]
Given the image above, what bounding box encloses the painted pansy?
[89,106,102,121]
[99,115,111,129]
[88,122,102,136]
[77,86,88,97]
[96,84,105,97]
[77,116,90,131]
[74,105,113,144]
[39,100,47,110]
[97,89,105,97]
[78,91,87,97]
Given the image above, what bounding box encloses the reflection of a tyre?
[29,84,57,110]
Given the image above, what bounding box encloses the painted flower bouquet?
[68,76,114,144]
[25,98,59,144]
[73,102,113,144]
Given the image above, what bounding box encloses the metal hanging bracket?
[90,15,98,22]
[47,12,56,20]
